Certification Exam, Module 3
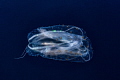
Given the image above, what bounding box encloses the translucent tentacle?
[14,47,27,59]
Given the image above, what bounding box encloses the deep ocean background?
[0,0,120,80]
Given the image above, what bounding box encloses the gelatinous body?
[16,25,93,62]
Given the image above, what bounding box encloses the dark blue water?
[0,0,120,80]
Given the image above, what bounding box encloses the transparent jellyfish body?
[15,25,93,62]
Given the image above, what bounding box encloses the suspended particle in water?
[15,25,93,62]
